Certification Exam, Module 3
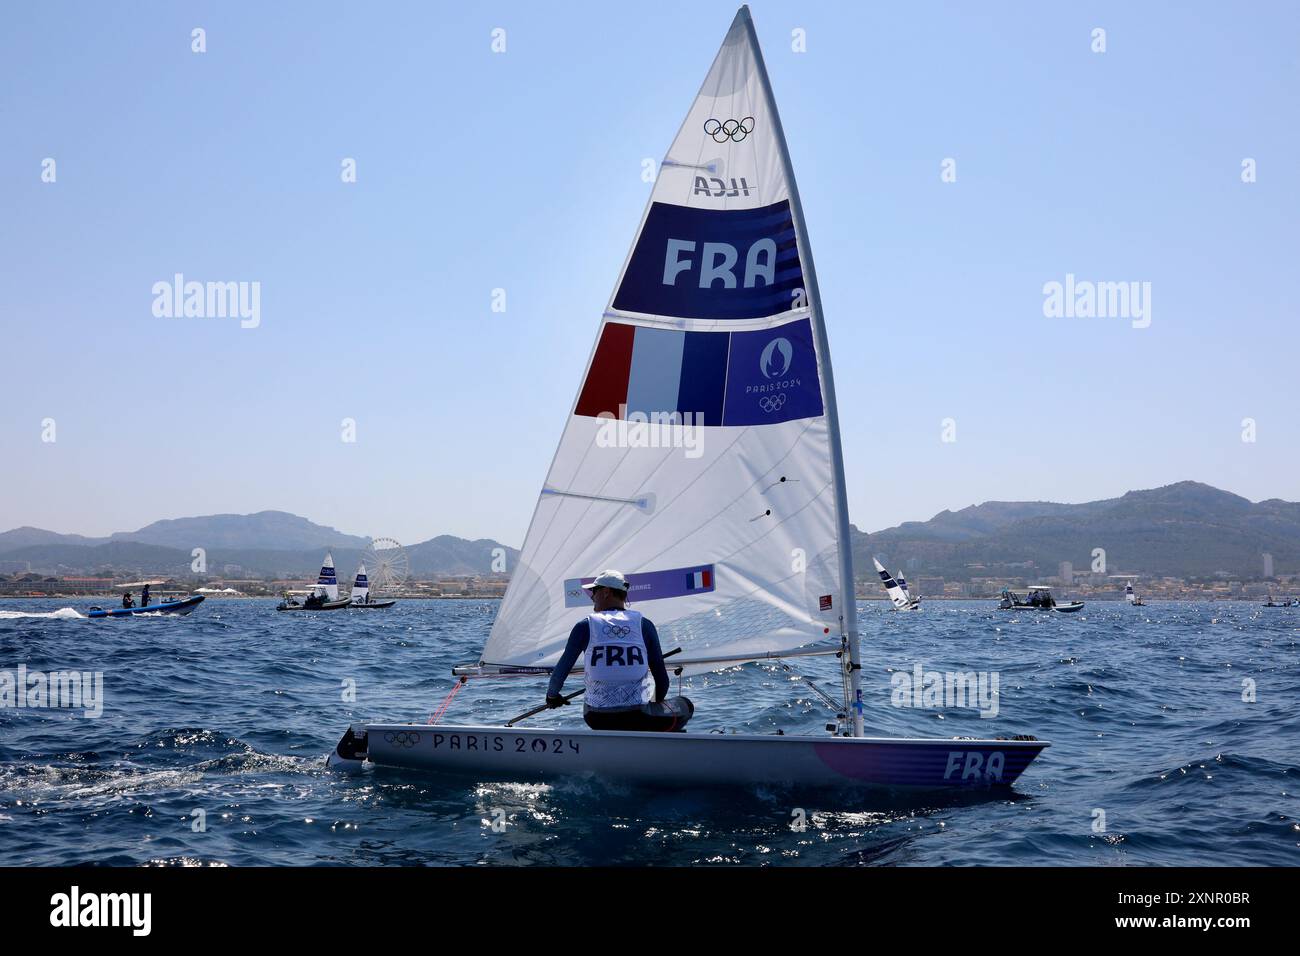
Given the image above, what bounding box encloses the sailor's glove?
[545,694,567,709]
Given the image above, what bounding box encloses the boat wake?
[0,607,85,620]
[0,728,321,809]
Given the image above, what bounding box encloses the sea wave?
[1,597,1296,866]
[0,607,85,620]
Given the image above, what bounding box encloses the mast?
[740,7,863,736]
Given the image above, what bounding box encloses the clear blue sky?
[2,1,1296,546]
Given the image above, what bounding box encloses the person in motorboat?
[545,569,693,731]
[304,591,323,609]
[121,591,135,609]
[140,583,151,607]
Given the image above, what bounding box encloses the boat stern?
[326,725,370,772]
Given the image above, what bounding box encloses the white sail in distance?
[351,564,369,605]
[477,7,854,678]
[873,558,912,611]
[316,551,339,602]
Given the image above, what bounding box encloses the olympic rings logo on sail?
[759,394,787,414]
[704,117,755,143]
[601,623,631,637]
[384,731,421,748]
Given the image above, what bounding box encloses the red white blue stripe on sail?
[563,564,716,608]
[574,317,822,426]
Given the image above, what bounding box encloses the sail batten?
[483,8,853,692]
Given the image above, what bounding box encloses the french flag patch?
[686,569,712,591]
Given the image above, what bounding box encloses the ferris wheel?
[361,537,410,594]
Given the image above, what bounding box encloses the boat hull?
[332,723,1047,792]
[88,595,205,618]
[277,599,352,611]
[997,602,1084,613]
[348,600,396,609]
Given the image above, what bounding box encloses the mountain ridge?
[853,481,1299,581]
[2,482,1295,580]
[110,510,371,551]
[0,512,516,577]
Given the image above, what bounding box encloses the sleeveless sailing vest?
[584,609,653,710]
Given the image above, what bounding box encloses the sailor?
[545,569,693,731]
[140,583,151,607]
[122,591,134,608]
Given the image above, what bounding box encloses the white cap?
[581,569,629,592]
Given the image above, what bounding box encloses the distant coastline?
[3,482,1296,599]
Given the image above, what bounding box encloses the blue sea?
[1,598,1296,866]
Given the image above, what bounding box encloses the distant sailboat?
[317,552,339,601]
[328,6,1046,791]
[874,558,920,610]
[277,551,352,611]
[1124,582,1145,607]
[895,570,921,609]
[348,562,396,609]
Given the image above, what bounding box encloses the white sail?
[316,551,339,602]
[478,8,854,682]
[1125,583,1136,604]
[873,558,911,611]
[351,563,369,605]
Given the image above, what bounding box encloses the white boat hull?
[330,723,1047,792]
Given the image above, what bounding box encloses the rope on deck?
[427,677,467,725]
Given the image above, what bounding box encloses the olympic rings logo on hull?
[384,731,421,748]
[704,117,755,143]
[601,623,631,637]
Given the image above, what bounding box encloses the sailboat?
[278,551,352,611]
[895,572,919,608]
[328,7,1047,791]
[348,563,395,609]
[1124,582,1145,607]
[874,558,920,610]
